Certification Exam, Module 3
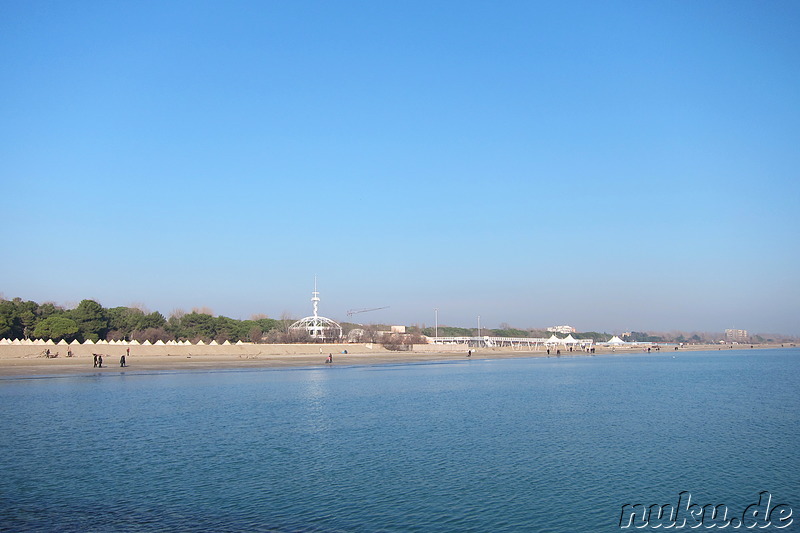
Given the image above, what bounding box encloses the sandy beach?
[0,342,787,378]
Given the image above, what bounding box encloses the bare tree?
[382,333,413,351]
[170,308,186,320]
[132,327,171,343]
[130,302,150,313]
[280,311,294,333]
[288,328,311,343]
[249,325,263,344]
[264,330,284,343]
[106,330,125,342]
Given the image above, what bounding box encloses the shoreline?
[0,342,790,378]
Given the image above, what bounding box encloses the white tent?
[142,340,152,345]
[129,340,140,345]
[57,339,69,345]
[235,340,244,345]
[607,336,626,345]
[70,339,81,345]
[167,340,177,345]
[222,340,231,346]
[563,334,578,344]
[196,340,206,345]
[83,339,95,345]
[209,340,218,346]
[45,339,56,345]
[154,340,165,346]
[545,334,562,345]
[0,338,10,345]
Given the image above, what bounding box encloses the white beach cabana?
[544,334,562,346]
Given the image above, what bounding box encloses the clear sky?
[1,1,798,335]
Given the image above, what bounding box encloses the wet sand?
[0,342,785,378]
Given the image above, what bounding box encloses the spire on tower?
[311,275,320,317]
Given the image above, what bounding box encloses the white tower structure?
[289,278,342,341]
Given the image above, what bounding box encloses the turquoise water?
[1,349,798,532]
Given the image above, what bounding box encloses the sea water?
[0,349,798,532]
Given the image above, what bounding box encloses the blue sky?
[2,1,798,335]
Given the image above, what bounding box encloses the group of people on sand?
[92,348,130,368]
[43,348,74,358]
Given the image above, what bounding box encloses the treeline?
[4,297,793,345]
[0,297,282,344]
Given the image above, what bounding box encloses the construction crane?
[347,306,389,317]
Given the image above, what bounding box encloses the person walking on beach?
[93,353,98,367]
[326,353,332,364]
[120,354,126,367]
[467,350,471,358]
[98,354,103,368]
[126,347,130,358]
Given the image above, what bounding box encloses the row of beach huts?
[0,338,247,346]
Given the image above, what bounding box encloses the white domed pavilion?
[289,280,342,341]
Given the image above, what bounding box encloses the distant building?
[391,325,406,334]
[725,329,748,343]
[547,325,576,334]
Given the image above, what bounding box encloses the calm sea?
[1,349,798,532]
